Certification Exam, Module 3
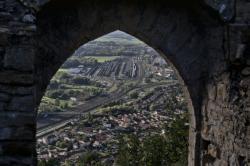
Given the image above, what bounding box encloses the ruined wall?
[201,0,250,165]
[0,0,36,165]
[0,0,249,165]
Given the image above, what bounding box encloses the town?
[36,31,188,165]
[37,83,187,165]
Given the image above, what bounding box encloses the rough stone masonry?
[0,0,249,165]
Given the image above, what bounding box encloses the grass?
[84,56,119,62]
[41,96,75,108]
[108,84,118,93]
[62,84,96,90]
[96,37,144,45]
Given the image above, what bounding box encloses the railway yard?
[37,31,186,165]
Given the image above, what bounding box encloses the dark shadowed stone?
[240,76,250,88]
[7,95,34,112]
[0,85,34,95]
[205,0,235,21]
[0,112,35,127]
[235,44,245,59]
[0,0,249,165]
[0,31,8,46]
[0,102,6,111]
[0,71,33,85]
[4,46,34,71]
[247,60,250,66]
[0,93,10,102]
[0,141,35,156]
[0,156,34,166]
[241,67,250,76]
[22,14,36,23]
[0,126,35,140]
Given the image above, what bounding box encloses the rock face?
[0,0,249,165]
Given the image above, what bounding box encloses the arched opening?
[34,1,225,165]
[36,30,192,165]
[1,0,249,165]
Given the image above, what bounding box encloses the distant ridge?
[74,30,154,57]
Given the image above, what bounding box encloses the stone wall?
[0,0,249,165]
[0,0,36,165]
[201,0,250,165]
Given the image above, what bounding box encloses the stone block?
[216,83,227,102]
[0,102,7,111]
[0,70,33,85]
[0,156,34,166]
[0,141,35,156]
[22,14,36,23]
[235,44,245,59]
[0,31,8,46]
[247,60,250,66]
[7,95,34,112]
[4,45,34,71]
[241,67,250,76]
[207,83,216,101]
[0,112,35,127]
[240,76,250,89]
[0,126,35,140]
[0,85,34,95]
[0,47,5,67]
[0,12,13,23]
[0,93,10,102]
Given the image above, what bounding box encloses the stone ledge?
[0,70,33,85]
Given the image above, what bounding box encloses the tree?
[141,135,167,166]
[129,91,139,99]
[61,102,68,109]
[77,151,101,166]
[38,158,60,166]
[54,98,60,106]
[116,135,142,166]
[63,160,73,166]
[56,141,67,149]
[115,113,189,166]
[87,112,93,123]
[164,113,189,165]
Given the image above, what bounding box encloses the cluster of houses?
[37,49,185,164]
[37,84,185,164]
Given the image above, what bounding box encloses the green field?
[85,56,119,62]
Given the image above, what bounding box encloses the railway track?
[36,80,177,138]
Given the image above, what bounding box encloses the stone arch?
[4,0,250,165]
[34,0,225,165]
